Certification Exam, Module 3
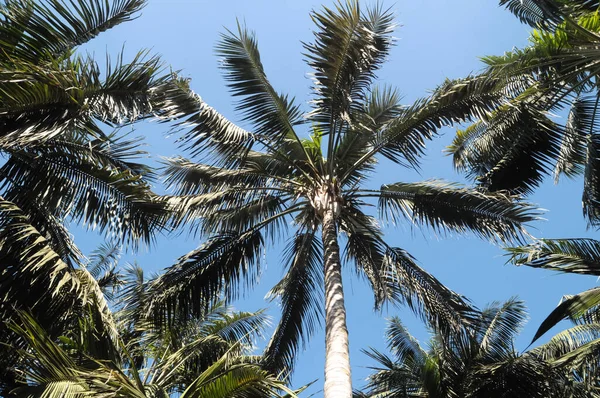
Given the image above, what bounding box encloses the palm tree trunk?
[321,207,352,398]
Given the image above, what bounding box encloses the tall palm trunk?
[322,207,352,398]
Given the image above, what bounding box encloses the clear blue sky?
[78,1,598,394]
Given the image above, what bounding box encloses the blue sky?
[78,0,599,394]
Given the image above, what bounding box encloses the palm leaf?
[263,231,323,377]
[146,231,264,327]
[554,96,595,182]
[507,238,600,275]
[0,0,147,63]
[216,22,308,159]
[341,75,507,182]
[375,180,540,243]
[305,1,395,170]
[383,247,477,334]
[531,287,600,343]
[153,77,255,165]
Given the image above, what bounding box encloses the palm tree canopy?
[0,0,204,389]
[6,260,298,398]
[358,298,600,397]
[447,0,600,226]
[145,0,542,379]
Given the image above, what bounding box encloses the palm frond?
[531,287,600,343]
[180,349,296,398]
[375,180,540,243]
[340,203,390,307]
[554,96,595,182]
[0,50,166,145]
[263,231,323,377]
[0,197,80,324]
[0,135,167,246]
[498,0,563,28]
[2,184,84,267]
[385,317,427,366]
[305,1,395,168]
[0,0,147,63]
[361,346,425,398]
[508,238,600,275]
[449,101,563,195]
[152,77,255,165]
[342,75,506,182]
[582,132,600,226]
[146,231,264,327]
[532,323,600,360]
[477,298,527,358]
[383,247,477,334]
[202,308,269,347]
[335,86,404,187]
[216,22,307,153]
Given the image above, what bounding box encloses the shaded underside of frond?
[0,0,147,63]
[508,238,600,275]
[146,231,264,327]
[376,180,540,243]
[263,231,323,377]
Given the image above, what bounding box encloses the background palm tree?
[0,0,200,389]
[143,2,541,396]
[6,258,296,398]
[446,0,600,225]
[357,298,600,397]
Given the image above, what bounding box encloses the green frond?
[582,132,600,226]
[216,22,304,144]
[0,50,166,145]
[361,346,425,397]
[532,323,600,361]
[0,0,147,63]
[203,309,270,348]
[180,351,296,398]
[342,75,506,181]
[163,157,277,196]
[507,238,600,275]
[531,287,600,343]
[333,86,403,187]
[450,101,563,195]
[477,298,527,359]
[146,231,264,327]
[152,77,255,165]
[263,231,324,377]
[305,0,396,132]
[375,180,540,243]
[385,317,427,366]
[0,197,81,323]
[383,247,477,334]
[2,185,84,267]
[554,96,594,182]
[498,0,563,28]
[340,204,390,307]
[1,145,167,246]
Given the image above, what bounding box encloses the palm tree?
[6,263,296,398]
[358,298,600,397]
[446,0,600,224]
[0,0,193,389]
[144,2,541,396]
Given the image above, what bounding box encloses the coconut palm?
[6,264,296,398]
[143,2,541,396]
[446,0,600,225]
[0,0,190,390]
[358,298,600,397]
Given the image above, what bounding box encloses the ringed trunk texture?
[322,208,352,398]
